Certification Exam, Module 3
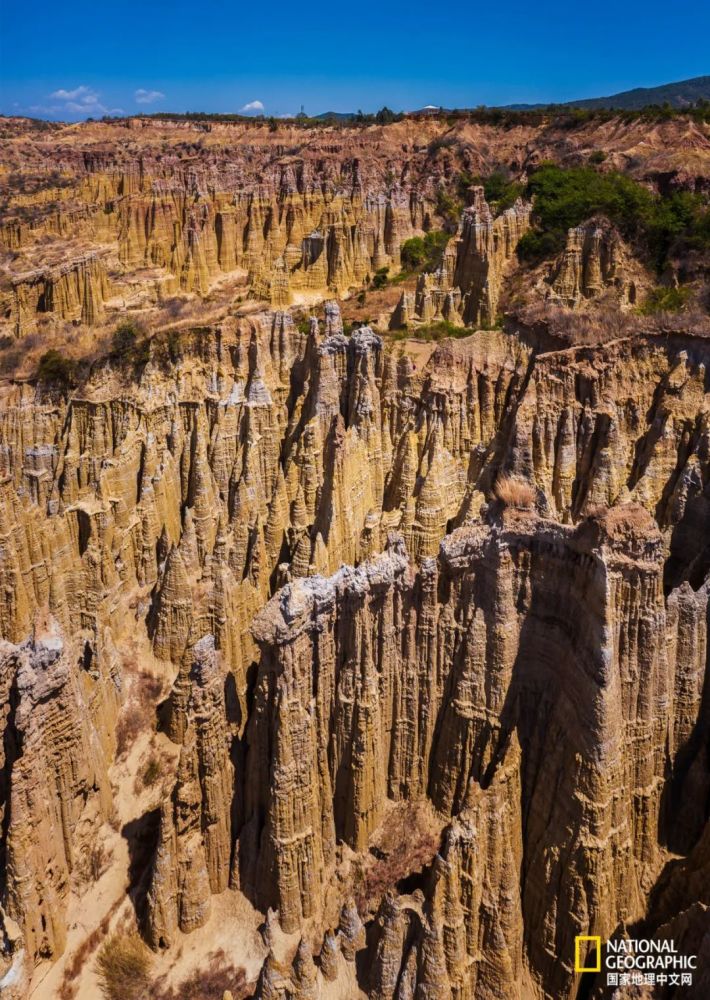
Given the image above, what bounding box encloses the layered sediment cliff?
[544,219,645,308]
[394,188,531,329]
[245,504,706,999]
[10,253,112,337]
[0,112,709,1000]
[0,303,708,998]
[3,112,707,344]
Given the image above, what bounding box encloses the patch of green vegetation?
[646,190,710,263]
[639,285,692,314]
[371,266,389,290]
[166,328,182,361]
[112,320,150,367]
[371,106,402,124]
[457,170,525,215]
[518,163,655,261]
[400,231,449,272]
[413,319,471,342]
[588,150,607,164]
[36,350,77,387]
[435,188,462,227]
[516,229,571,262]
[517,163,710,270]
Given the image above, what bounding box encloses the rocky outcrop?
[3,113,709,348]
[146,735,213,947]
[0,632,117,962]
[393,188,531,330]
[11,253,111,336]
[0,300,709,998]
[146,634,233,947]
[1,127,441,335]
[1,111,710,1000]
[242,503,708,998]
[545,219,644,308]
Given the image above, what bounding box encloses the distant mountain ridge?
[310,76,710,120]
[504,75,710,111]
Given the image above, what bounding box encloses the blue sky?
[1,0,708,120]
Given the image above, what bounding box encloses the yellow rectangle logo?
[575,935,601,973]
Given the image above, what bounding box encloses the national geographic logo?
[575,936,698,988]
[575,936,601,973]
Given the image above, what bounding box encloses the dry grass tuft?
[494,474,536,509]
[96,933,153,1000]
[143,756,161,786]
[353,801,442,915]
[133,753,163,795]
[514,297,710,348]
[75,840,110,889]
[115,669,163,758]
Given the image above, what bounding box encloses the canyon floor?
[0,110,709,1000]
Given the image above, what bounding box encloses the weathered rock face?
[244,504,707,998]
[394,188,531,329]
[146,634,233,948]
[6,112,705,342]
[504,335,710,542]
[1,121,447,336]
[11,253,111,337]
[0,632,117,962]
[0,296,709,999]
[544,219,644,309]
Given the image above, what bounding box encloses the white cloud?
[51,85,98,104]
[240,100,265,113]
[42,85,123,117]
[134,89,165,105]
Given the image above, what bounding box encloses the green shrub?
[588,150,607,164]
[371,267,389,290]
[640,285,692,314]
[110,320,149,366]
[645,191,710,264]
[456,170,523,213]
[523,163,656,258]
[415,319,470,341]
[517,163,710,269]
[482,171,524,211]
[400,231,449,273]
[517,229,570,262]
[112,320,141,355]
[400,236,426,269]
[435,188,462,226]
[36,350,76,387]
